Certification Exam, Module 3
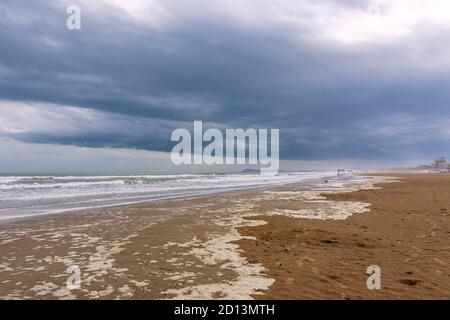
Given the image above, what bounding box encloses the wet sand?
[1,174,448,299]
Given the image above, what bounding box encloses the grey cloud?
[0,0,449,161]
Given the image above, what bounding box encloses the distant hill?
[240,168,260,174]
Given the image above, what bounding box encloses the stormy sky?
[1,0,450,171]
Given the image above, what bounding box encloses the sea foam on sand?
[161,176,397,299]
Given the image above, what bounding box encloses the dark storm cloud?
[1,0,450,160]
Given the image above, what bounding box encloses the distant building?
[434,157,448,170]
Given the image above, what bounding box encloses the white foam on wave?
[0,172,336,220]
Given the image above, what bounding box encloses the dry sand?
[238,173,450,299]
[0,173,449,299]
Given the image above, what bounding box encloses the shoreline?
[0,175,373,299]
[1,173,448,299]
[0,174,338,224]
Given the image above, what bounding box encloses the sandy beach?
[0,173,449,299]
[239,173,450,299]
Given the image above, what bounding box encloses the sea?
[0,172,338,220]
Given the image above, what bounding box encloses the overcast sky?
[1,0,450,172]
